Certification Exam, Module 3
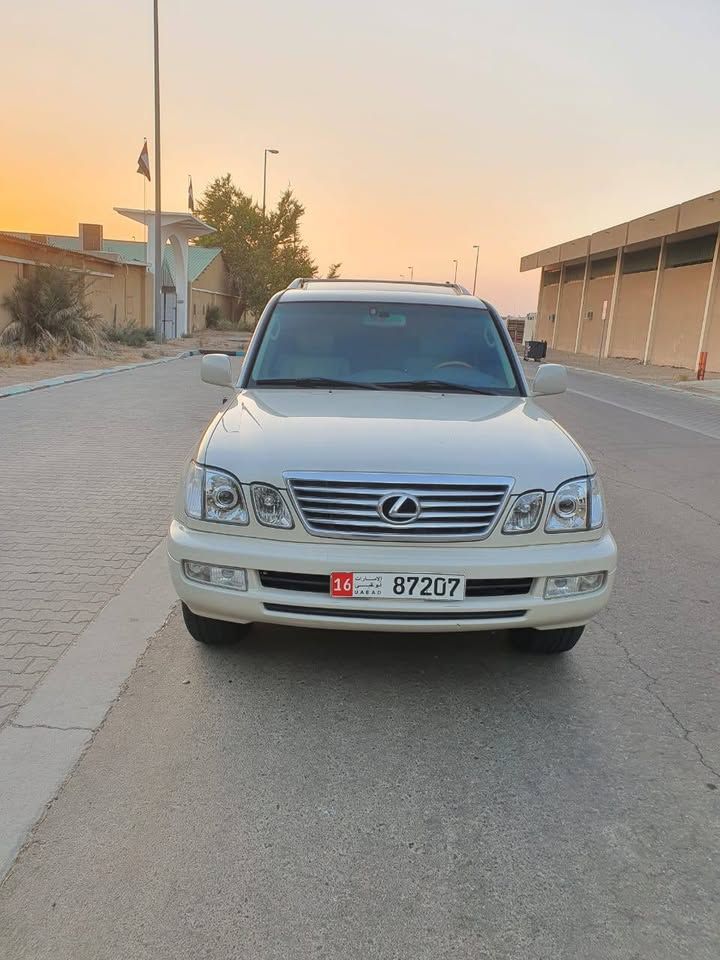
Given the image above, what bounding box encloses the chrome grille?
[284,472,513,541]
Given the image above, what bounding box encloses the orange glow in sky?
[3,0,720,313]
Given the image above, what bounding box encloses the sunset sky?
[2,0,720,313]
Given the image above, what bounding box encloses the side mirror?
[201,353,235,388]
[532,363,567,397]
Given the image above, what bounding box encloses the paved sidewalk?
[542,347,720,387]
[0,357,230,727]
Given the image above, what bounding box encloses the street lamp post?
[262,148,279,219]
[472,245,480,296]
[453,259,458,284]
[152,0,163,342]
[408,266,414,281]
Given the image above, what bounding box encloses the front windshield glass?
[248,301,521,395]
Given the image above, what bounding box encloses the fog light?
[545,572,606,598]
[182,560,248,591]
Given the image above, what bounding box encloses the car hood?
[205,389,589,491]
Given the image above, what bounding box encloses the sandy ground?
[0,330,250,389]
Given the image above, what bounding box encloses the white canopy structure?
[114,208,216,336]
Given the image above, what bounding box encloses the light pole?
[472,244,480,296]
[262,148,279,219]
[453,259,458,284]
[408,266,414,281]
[152,0,163,342]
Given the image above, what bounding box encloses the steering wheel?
[433,360,474,371]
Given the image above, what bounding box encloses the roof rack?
[286,278,471,295]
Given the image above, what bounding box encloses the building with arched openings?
[520,189,720,373]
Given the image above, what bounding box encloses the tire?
[181,602,251,645]
[511,625,584,655]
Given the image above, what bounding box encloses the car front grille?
[258,570,533,597]
[284,472,513,541]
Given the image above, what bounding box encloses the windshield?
[247,301,522,395]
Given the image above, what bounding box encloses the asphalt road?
[1,366,719,959]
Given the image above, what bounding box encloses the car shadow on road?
[194,619,581,694]
[179,616,604,815]
[175,608,599,767]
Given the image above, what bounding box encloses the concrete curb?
[0,352,193,399]
[0,543,177,881]
[0,348,245,399]
[560,362,720,402]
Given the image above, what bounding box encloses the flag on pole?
[137,140,151,181]
[188,175,195,213]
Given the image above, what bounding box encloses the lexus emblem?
[377,492,421,525]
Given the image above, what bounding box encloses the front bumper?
[167,520,617,633]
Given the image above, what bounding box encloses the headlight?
[502,491,545,534]
[184,462,249,525]
[251,484,294,528]
[545,476,604,533]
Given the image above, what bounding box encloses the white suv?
[168,279,616,654]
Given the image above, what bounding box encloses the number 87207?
[392,574,463,598]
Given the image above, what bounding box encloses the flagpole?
[153,0,163,343]
[143,164,147,266]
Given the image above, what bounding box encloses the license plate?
[330,572,466,601]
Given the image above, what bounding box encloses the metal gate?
[162,288,177,340]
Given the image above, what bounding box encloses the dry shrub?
[1,266,105,353]
[14,347,36,365]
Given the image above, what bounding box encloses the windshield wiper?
[253,377,382,390]
[373,379,500,395]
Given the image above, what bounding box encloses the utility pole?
[453,259,458,284]
[408,266,414,281]
[472,245,480,295]
[153,0,163,342]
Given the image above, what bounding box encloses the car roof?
[280,278,488,309]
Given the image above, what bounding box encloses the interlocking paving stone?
[0,357,222,726]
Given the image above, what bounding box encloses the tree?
[195,175,341,316]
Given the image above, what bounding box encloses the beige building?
[1,218,241,338]
[520,189,720,372]
[0,232,148,336]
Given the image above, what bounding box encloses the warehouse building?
[520,189,720,372]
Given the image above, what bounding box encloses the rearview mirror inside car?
[201,353,234,388]
[532,363,567,397]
